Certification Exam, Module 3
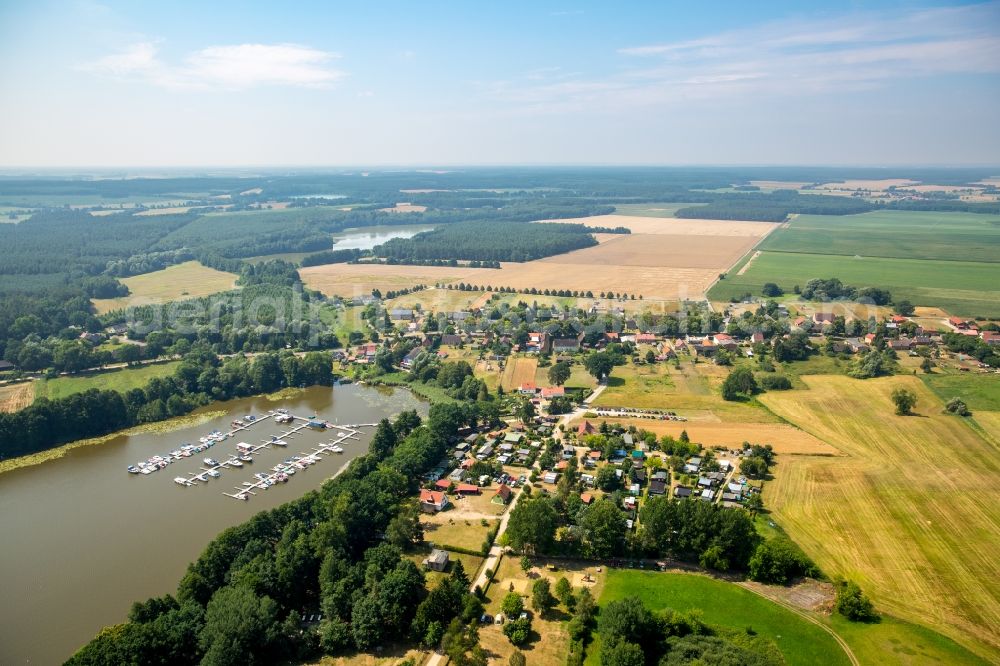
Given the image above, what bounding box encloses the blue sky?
[0,0,998,167]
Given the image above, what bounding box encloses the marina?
[0,384,428,664]
[128,407,377,499]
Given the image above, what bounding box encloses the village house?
[813,312,836,325]
[440,334,463,346]
[423,548,450,572]
[419,489,450,513]
[543,472,559,484]
[390,308,415,321]
[580,492,594,505]
[981,331,1000,346]
[674,486,692,499]
[552,334,584,353]
[636,333,658,345]
[540,386,565,399]
[493,484,512,505]
[525,332,551,354]
[649,479,667,495]
[577,421,596,436]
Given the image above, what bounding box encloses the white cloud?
[80,41,345,90]
[483,2,1000,114]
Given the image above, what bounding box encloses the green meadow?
[585,571,850,666]
[709,251,1000,317]
[763,211,1000,263]
[35,362,181,401]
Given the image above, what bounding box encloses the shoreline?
[0,410,227,478]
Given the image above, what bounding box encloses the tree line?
[0,348,335,460]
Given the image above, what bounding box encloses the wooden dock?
[175,412,375,492]
[222,423,373,501]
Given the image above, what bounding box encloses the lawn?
[920,371,1000,411]
[708,250,1000,318]
[759,375,1000,661]
[534,361,596,391]
[827,613,990,666]
[585,570,851,666]
[761,211,1000,264]
[480,555,604,666]
[35,362,181,401]
[420,514,498,553]
[92,261,239,314]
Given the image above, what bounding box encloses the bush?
[502,617,531,645]
[748,538,820,584]
[835,580,880,623]
[944,397,971,416]
[756,374,791,391]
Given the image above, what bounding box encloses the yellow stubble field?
[759,375,1000,662]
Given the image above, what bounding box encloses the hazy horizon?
[1,0,999,167]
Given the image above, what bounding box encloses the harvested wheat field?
[92,261,239,314]
[539,213,777,237]
[574,417,840,455]
[305,216,775,301]
[0,382,34,413]
[816,179,917,191]
[300,263,497,298]
[759,375,1000,662]
[500,356,538,391]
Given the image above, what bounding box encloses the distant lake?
[331,224,437,251]
[290,194,348,200]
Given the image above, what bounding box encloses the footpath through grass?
[585,570,850,666]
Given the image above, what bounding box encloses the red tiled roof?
[420,489,446,505]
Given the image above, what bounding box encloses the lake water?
[331,224,436,251]
[0,384,426,665]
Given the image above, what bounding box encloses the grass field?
[762,211,1000,264]
[500,356,538,391]
[708,251,1000,318]
[759,375,1000,661]
[592,362,779,423]
[0,382,34,412]
[920,372,1000,411]
[827,613,990,666]
[92,261,238,314]
[35,362,181,401]
[585,570,851,666]
[534,362,596,391]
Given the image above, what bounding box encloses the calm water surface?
[331,224,436,250]
[0,384,426,665]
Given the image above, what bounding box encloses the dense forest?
[375,221,615,262]
[675,191,875,222]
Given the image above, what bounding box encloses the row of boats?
[127,429,232,475]
[230,446,344,500]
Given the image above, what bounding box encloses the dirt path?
[734,581,859,666]
[736,250,761,276]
